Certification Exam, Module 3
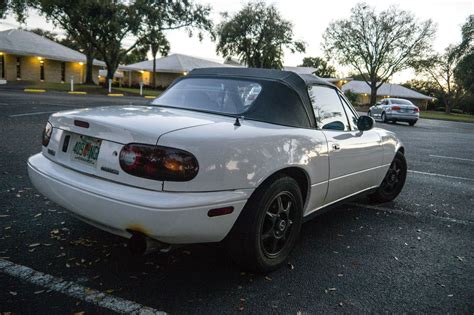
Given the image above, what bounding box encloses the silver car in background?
[368,98,420,126]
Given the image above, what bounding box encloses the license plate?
[71,135,101,166]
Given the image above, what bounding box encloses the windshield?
[390,99,413,105]
[151,78,262,115]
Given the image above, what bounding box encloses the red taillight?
[391,105,401,110]
[42,122,52,147]
[414,107,420,112]
[119,144,199,181]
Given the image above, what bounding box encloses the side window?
[309,85,350,131]
[339,93,359,130]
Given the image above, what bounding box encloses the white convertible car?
[28,68,407,272]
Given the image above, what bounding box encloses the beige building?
[0,29,105,84]
[121,53,238,88]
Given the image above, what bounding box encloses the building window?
[16,57,21,79]
[40,60,45,81]
[0,54,4,78]
[61,62,66,82]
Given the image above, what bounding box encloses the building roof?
[122,53,237,73]
[0,29,105,66]
[341,80,433,100]
[283,66,317,75]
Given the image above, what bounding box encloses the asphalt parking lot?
[0,90,473,314]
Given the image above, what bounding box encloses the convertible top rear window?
[152,78,262,115]
[152,75,313,128]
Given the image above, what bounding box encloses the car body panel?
[369,98,419,122]
[28,153,252,243]
[158,119,330,214]
[28,69,405,245]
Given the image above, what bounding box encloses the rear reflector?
[74,120,89,128]
[208,207,234,217]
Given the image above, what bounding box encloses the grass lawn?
[420,111,474,123]
[25,82,162,97]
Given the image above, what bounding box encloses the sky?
[1,0,472,82]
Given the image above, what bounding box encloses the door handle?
[332,143,341,151]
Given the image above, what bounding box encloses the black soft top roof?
[186,68,337,128]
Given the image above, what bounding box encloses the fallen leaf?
[29,243,41,248]
[264,276,272,281]
[328,288,337,291]
[34,290,45,294]
[9,291,17,296]
[34,213,42,218]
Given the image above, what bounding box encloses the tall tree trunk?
[84,49,95,85]
[370,84,378,106]
[445,99,452,114]
[105,61,118,89]
[151,47,158,89]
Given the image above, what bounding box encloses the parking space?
[0,91,473,313]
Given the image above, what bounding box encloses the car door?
[373,100,385,118]
[309,85,385,205]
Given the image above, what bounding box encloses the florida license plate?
[71,135,101,166]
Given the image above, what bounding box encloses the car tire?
[369,151,407,203]
[409,121,416,126]
[225,175,303,272]
[381,112,388,123]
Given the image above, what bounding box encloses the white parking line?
[408,170,474,182]
[429,154,474,162]
[9,111,56,117]
[0,259,166,314]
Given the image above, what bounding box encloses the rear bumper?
[386,112,419,121]
[27,153,252,244]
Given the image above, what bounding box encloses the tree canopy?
[299,57,336,78]
[413,15,473,113]
[7,0,212,83]
[323,3,436,105]
[216,1,305,69]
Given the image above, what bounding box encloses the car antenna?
[234,116,244,127]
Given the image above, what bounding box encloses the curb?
[108,93,124,97]
[68,91,87,95]
[24,89,46,93]
[144,96,156,99]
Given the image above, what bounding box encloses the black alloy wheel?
[369,151,407,203]
[226,175,303,272]
[260,192,297,258]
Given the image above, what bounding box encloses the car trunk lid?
[44,105,217,191]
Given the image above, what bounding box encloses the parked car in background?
[368,98,420,126]
[28,68,407,272]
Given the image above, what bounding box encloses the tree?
[323,3,436,105]
[413,15,473,113]
[454,15,474,93]
[139,31,170,88]
[24,27,58,41]
[216,1,305,69]
[121,46,149,65]
[8,0,212,84]
[299,57,336,78]
[413,46,465,113]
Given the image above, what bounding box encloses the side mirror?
[357,115,375,131]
